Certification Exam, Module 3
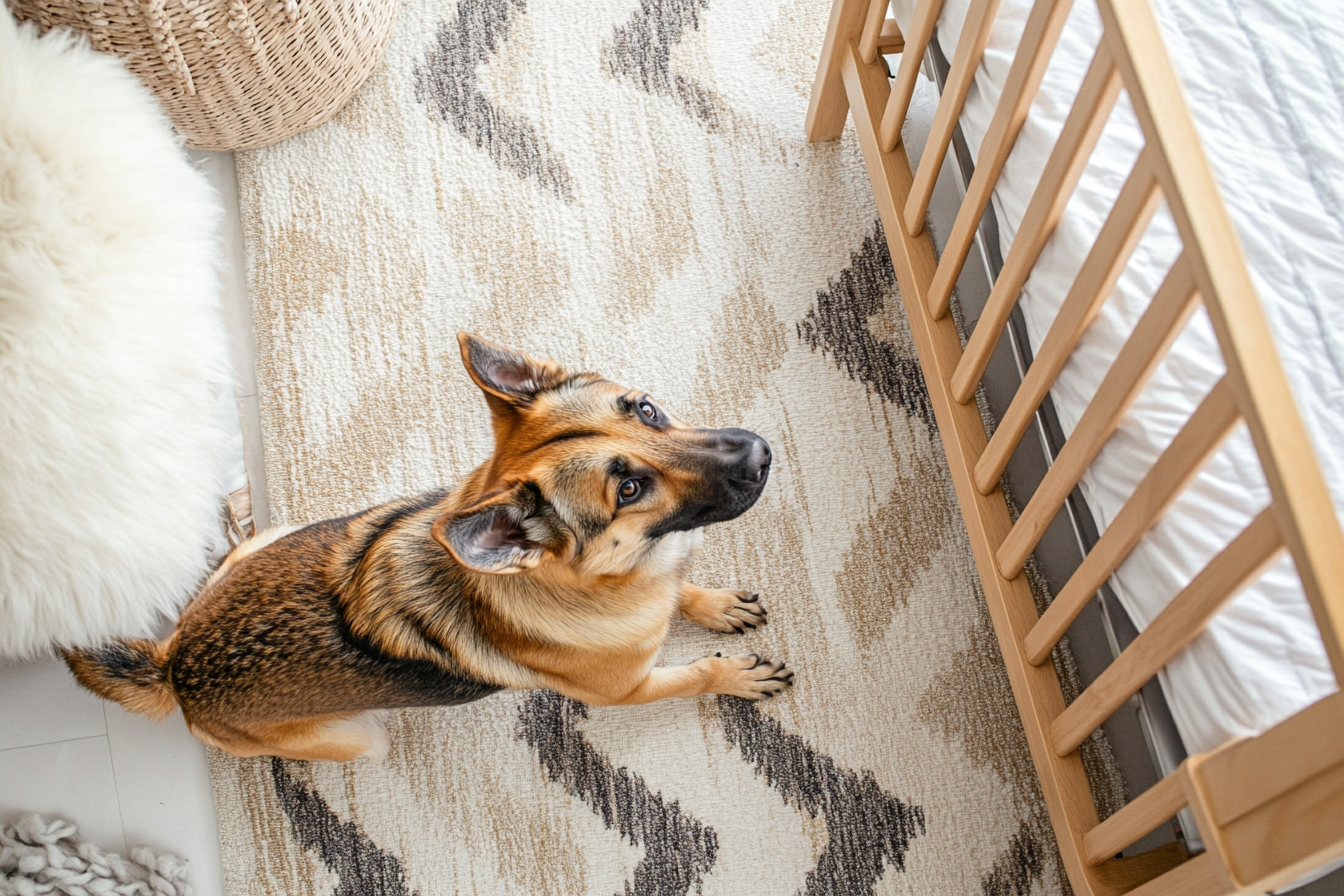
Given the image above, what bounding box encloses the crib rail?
[807,0,1344,892]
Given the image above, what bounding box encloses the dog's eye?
[617,478,642,505]
[637,400,658,423]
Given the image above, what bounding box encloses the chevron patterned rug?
[211,0,1122,893]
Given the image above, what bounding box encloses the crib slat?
[1084,771,1187,865]
[1024,377,1238,667]
[807,0,876,142]
[979,254,1197,500]
[992,154,1162,578]
[1050,508,1284,757]
[949,45,1121,405]
[902,0,1002,237]
[925,0,1073,320]
[880,0,945,151]
[859,0,891,63]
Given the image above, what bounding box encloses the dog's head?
[431,334,771,577]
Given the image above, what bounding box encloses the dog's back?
[68,496,504,755]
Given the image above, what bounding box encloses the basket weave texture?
[7,0,398,150]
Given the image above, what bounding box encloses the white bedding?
[890,0,1344,755]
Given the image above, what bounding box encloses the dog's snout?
[712,428,770,486]
[649,427,772,536]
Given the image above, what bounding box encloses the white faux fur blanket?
[0,11,239,658]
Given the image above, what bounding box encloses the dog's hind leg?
[678,583,767,633]
[202,524,303,590]
[188,711,390,762]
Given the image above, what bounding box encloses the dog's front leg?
[678,583,767,633]
[587,654,792,706]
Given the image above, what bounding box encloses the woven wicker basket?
[7,0,398,150]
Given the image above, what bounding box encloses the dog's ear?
[431,483,575,574]
[458,333,569,409]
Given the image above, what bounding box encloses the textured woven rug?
[213,0,1119,893]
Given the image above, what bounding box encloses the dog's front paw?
[701,653,793,699]
[680,585,767,634]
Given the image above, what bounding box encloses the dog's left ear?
[431,483,575,574]
[458,333,569,408]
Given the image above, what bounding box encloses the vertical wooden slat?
[976,253,1196,497]
[949,43,1121,404]
[1084,772,1188,865]
[1098,0,1344,681]
[1051,509,1284,757]
[924,0,1074,319]
[903,0,1003,236]
[879,0,945,151]
[1024,377,1238,666]
[859,0,890,63]
[807,0,874,142]
[985,149,1161,524]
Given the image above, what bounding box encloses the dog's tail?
[64,639,177,720]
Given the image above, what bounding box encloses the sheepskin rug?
[0,11,240,659]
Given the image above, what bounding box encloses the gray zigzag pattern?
[718,696,926,896]
[417,0,575,202]
[797,221,937,429]
[602,0,723,131]
[518,691,719,896]
[271,758,419,896]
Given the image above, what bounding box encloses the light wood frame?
[806,0,1344,893]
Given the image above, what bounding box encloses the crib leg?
[806,0,873,141]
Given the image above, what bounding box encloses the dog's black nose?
[715,428,770,486]
[746,437,771,483]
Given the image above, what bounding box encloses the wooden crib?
[805,0,1344,892]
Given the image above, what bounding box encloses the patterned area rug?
[213,0,1119,893]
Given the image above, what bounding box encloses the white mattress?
[891,0,1344,755]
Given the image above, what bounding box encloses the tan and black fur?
[66,334,791,761]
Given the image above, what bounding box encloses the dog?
[66,334,792,761]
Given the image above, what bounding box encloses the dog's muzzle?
[650,428,772,536]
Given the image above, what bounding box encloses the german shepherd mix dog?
[67,335,791,762]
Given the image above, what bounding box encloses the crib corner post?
[806,0,871,142]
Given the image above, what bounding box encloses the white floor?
[0,150,262,896]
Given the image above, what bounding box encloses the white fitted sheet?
[890,0,1344,755]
